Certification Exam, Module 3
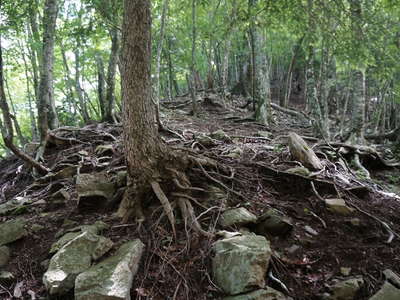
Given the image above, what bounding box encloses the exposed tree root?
[151,180,176,237]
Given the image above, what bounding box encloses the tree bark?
[190,0,198,117]
[37,0,59,143]
[104,27,120,123]
[118,0,166,220]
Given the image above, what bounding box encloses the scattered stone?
[223,287,290,300]
[220,208,257,228]
[383,269,400,288]
[349,218,361,227]
[287,132,323,170]
[256,209,293,237]
[330,276,363,300]
[286,166,311,177]
[257,131,271,138]
[51,221,110,253]
[0,218,27,246]
[210,129,231,142]
[75,240,145,300]
[43,231,113,295]
[226,147,243,158]
[305,225,318,236]
[31,224,45,233]
[340,267,352,276]
[76,173,116,209]
[0,246,10,267]
[0,197,31,216]
[196,134,218,147]
[212,235,271,295]
[369,281,400,300]
[0,271,14,282]
[325,199,354,216]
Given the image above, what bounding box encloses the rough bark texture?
[104,27,120,123]
[119,0,166,219]
[37,0,59,142]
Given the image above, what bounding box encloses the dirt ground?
[0,94,399,300]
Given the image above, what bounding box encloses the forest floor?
[0,93,399,300]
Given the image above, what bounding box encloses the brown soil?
[0,94,399,300]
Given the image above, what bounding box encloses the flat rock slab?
[0,218,27,246]
[75,239,145,300]
[220,208,257,228]
[329,276,363,300]
[43,231,113,295]
[76,172,116,208]
[223,288,290,300]
[256,209,293,237]
[369,282,400,300]
[212,235,271,295]
[325,198,354,216]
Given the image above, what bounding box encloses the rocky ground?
[0,93,399,300]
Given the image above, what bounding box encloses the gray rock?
[43,231,113,295]
[0,271,14,282]
[369,281,400,300]
[0,246,10,267]
[304,225,318,236]
[212,235,271,295]
[76,173,116,208]
[0,218,27,246]
[325,199,354,216]
[256,209,293,237]
[210,129,231,142]
[220,208,257,228]
[223,287,290,300]
[75,240,145,300]
[383,269,400,288]
[0,197,30,216]
[196,134,218,147]
[330,276,363,300]
[257,131,271,138]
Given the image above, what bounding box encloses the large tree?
[118,0,210,238]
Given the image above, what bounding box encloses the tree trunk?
[37,0,59,143]
[0,35,48,174]
[96,53,106,119]
[118,0,166,220]
[190,0,198,117]
[74,47,90,123]
[104,27,120,123]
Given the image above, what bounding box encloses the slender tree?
[37,0,59,145]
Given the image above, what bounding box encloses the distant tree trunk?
[96,54,106,119]
[37,0,59,144]
[190,0,198,117]
[28,3,41,102]
[166,37,179,97]
[284,36,304,108]
[74,46,90,123]
[0,35,48,174]
[19,40,38,141]
[155,0,169,103]
[348,0,366,144]
[104,27,120,123]
[118,0,167,220]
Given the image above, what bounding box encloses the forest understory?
[0,92,399,300]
